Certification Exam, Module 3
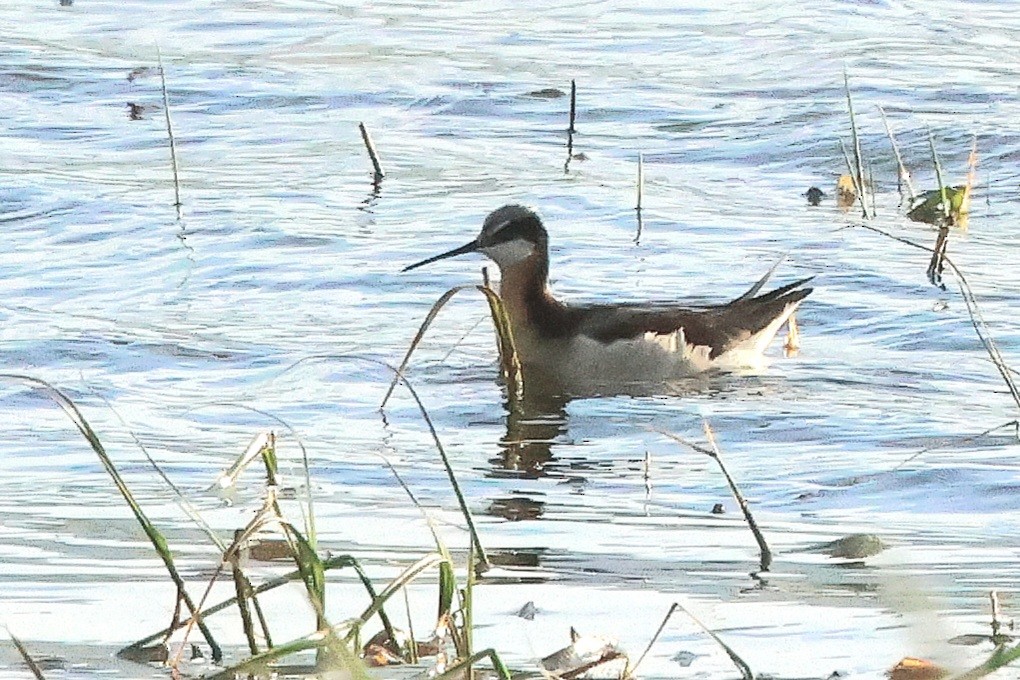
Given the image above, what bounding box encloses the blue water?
[1,1,1019,677]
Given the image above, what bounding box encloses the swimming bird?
[403,205,812,394]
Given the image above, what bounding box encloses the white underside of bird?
[504,297,801,393]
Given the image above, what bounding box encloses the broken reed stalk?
[5,627,46,680]
[636,152,644,211]
[928,127,951,224]
[877,105,916,202]
[844,70,869,219]
[927,226,949,289]
[701,422,772,572]
[230,548,261,656]
[358,122,385,183]
[559,651,626,680]
[564,80,577,173]
[867,158,878,216]
[568,79,577,133]
[157,47,182,220]
[657,424,773,572]
[674,602,753,680]
[628,602,678,676]
[846,224,1020,412]
[892,419,1019,471]
[990,590,1002,640]
[432,648,512,680]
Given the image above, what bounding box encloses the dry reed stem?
[157,47,182,220]
[656,424,773,572]
[877,105,917,202]
[636,152,644,211]
[381,284,523,410]
[568,79,577,133]
[5,627,46,680]
[892,419,1019,471]
[627,602,678,676]
[844,71,869,219]
[845,224,1020,412]
[673,602,753,680]
[358,122,385,182]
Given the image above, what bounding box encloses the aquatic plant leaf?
[908,186,968,226]
[281,522,326,613]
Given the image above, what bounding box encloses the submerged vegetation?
[4,68,1020,680]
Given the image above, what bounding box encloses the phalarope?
[404,205,812,394]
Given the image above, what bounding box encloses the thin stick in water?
[657,425,773,572]
[877,105,916,202]
[568,79,577,133]
[636,152,644,211]
[359,122,385,183]
[628,602,678,676]
[564,80,577,173]
[157,46,182,220]
[844,224,1020,412]
[674,602,753,680]
[844,70,869,219]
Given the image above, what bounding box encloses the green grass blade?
[281,522,327,625]
[0,373,222,662]
[950,639,1020,679]
[125,553,367,652]
[345,553,445,642]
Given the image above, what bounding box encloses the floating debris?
[541,629,628,680]
[805,186,825,206]
[525,87,565,99]
[809,533,887,559]
[907,186,969,227]
[886,656,948,680]
[836,174,857,209]
[516,601,538,620]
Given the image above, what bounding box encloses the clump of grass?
[3,362,514,680]
[0,373,222,662]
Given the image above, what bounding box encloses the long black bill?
[402,239,480,272]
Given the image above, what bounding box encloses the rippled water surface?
[2,1,1020,677]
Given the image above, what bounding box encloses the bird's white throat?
[480,238,535,268]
